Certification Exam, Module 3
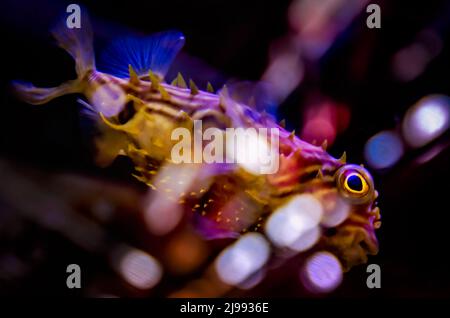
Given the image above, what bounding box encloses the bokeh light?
[364,130,404,169]
[301,100,351,146]
[226,128,278,175]
[262,39,305,103]
[402,95,450,148]
[392,29,443,82]
[215,233,270,286]
[165,231,208,275]
[91,83,126,117]
[301,118,336,145]
[114,245,163,290]
[288,0,369,59]
[265,194,323,251]
[301,251,343,293]
[144,164,202,235]
[320,195,350,228]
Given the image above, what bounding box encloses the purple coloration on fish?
[12,11,380,275]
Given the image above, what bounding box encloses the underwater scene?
[0,0,449,305]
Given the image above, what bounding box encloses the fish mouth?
[331,226,379,271]
[322,204,381,271]
[369,190,382,230]
[364,205,382,257]
[351,204,382,256]
[370,206,382,230]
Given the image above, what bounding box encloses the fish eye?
[344,173,368,194]
[335,165,374,203]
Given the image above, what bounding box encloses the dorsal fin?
[99,31,185,79]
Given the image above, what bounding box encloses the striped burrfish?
[13,12,380,276]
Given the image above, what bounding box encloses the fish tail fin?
[12,9,95,105]
[11,79,82,105]
[51,9,96,77]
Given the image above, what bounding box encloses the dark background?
[0,0,449,297]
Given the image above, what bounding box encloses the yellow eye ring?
[344,172,369,194]
[335,165,374,203]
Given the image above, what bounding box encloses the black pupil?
[347,175,363,191]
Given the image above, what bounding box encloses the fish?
[12,12,381,273]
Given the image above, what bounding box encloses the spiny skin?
[85,69,381,270]
[12,18,381,272]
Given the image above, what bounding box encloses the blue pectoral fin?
[98,31,185,79]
